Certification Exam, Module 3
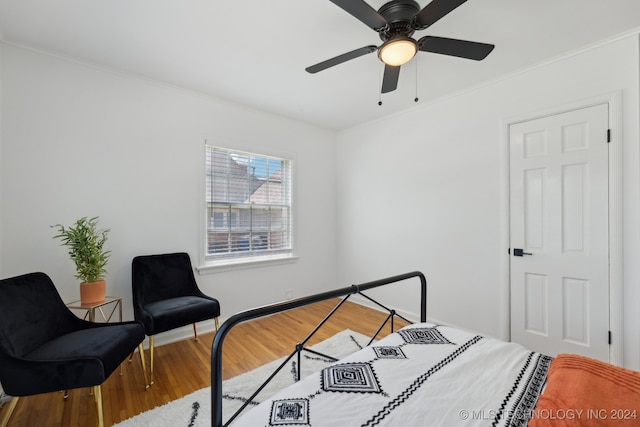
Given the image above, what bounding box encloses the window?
[204,145,293,263]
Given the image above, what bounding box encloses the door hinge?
[607,129,611,143]
[608,330,612,345]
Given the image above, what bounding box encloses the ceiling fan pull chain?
[378,63,383,106]
[414,57,419,103]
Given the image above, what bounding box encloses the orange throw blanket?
[529,354,640,426]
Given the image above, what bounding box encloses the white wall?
[0,44,338,342]
[336,35,640,369]
[0,42,3,283]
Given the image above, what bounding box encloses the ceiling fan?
[306,0,495,94]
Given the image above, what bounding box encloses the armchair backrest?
[131,252,201,306]
[0,272,81,359]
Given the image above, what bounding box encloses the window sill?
[196,254,299,274]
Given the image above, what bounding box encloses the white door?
[509,103,609,361]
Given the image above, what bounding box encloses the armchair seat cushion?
[26,323,144,383]
[143,296,220,336]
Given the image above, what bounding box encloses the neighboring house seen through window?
[205,146,292,263]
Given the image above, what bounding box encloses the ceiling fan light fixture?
[378,37,417,66]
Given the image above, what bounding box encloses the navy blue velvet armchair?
[0,272,147,427]
[131,252,220,387]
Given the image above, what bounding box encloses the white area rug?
[113,329,372,427]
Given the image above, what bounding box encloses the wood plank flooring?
[0,299,409,426]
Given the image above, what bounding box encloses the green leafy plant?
[52,216,111,283]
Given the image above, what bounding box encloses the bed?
[210,271,640,426]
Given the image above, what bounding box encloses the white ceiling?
[1,0,639,130]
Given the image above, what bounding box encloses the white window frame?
[198,143,297,273]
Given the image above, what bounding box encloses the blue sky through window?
[231,154,282,178]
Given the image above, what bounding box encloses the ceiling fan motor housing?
[377,0,420,41]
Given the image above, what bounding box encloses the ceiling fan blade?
[413,0,467,29]
[329,0,388,31]
[381,65,400,93]
[418,36,494,60]
[306,45,378,74]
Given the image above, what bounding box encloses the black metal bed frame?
[210,271,427,427]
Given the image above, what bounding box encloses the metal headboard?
[210,271,427,427]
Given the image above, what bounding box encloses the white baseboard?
[347,294,422,324]
[142,318,221,349]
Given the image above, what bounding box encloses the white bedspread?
[231,323,552,427]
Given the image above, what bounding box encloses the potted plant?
[52,216,111,304]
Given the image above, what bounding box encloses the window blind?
[205,146,292,261]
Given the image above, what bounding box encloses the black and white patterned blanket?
[231,323,552,426]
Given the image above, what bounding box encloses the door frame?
[500,91,623,365]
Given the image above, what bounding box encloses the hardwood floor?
[0,299,409,426]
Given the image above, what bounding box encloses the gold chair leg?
[193,323,198,341]
[215,317,219,332]
[149,335,155,387]
[138,343,150,390]
[94,385,104,427]
[0,396,19,427]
